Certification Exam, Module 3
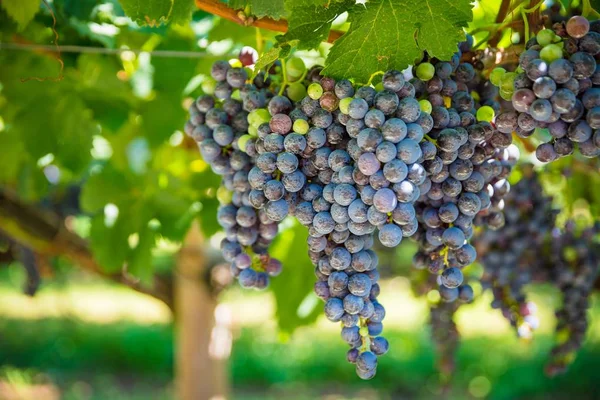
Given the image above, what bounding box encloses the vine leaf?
[254,46,283,72]
[280,0,353,49]
[323,0,473,82]
[57,0,100,19]
[253,41,296,74]
[128,221,158,284]
[1,0,40,31]
[222,0,286,20]
[270,220,321,333]
[117,0,194,26]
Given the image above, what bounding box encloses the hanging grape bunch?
[474,165,600,375]
[492,16,600,162]
[474,164,557,338]
[184,12,600,380]
[184,39,503,377]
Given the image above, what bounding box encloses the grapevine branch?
[195,0,345,43]
[495,0,513,24]
[0,189,173,307]
[489,0,515,46]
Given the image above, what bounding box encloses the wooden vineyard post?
[175,222,230,400]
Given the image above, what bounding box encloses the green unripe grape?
[287,82,307,102]
[416,62,435,81]
[201,78,216,95]
[511,31,521,44]
[339,97,353,114]
[216,186,233,204]
[237,134,252,152]
[500,72,516,92]
[563,246,578,263]
[229,59,243,68]
[419,99,432,114]
[293,119,309,134]
[540,44,563,63]
[476,105,495,122]
[499,88,513,101]
[248,124,258,137]
[231,90,241,101]
[308,83,324,99]
[286,57,306,82]
[248,108,271,127]
[536,29,555,46]
[490,67,506,86]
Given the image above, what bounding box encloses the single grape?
[490,67,506,86]
[567,16,590,38]
[536,29,555,46]
[540,44,563,64]
[308,83,324,100]
[476,105,495,122]
[416,62,435,81]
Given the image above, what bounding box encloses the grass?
[0,310,599,399]
[0,265,600,399]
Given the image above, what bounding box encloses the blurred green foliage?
[0,306,599,399]
[0,0,323,333]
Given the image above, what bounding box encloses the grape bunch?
[544,221,600,376]
[187,55,432,378]
[492,15,600,162]
[291,68,433,380]
[182,21,598,378]
[407,45,519,301]
[474,164,556,338]
[185,60,284,289]
[409,268,471,378]
[473,165,600,375]
[430,300,461,377]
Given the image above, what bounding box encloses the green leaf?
[254,41,297,75]
[224,0,286,20]
[208,18,255,43]
[128,221,158,284]
[69,19,117,48]
[56,0,100,20]
[1,0,40,31]
[0,129,27,184]
[16,164,49,202]
[89,201,152,273]
[89,212,132,273]
[80,163,133,213]
[254,46,281,73]
[322,0,473,82]
[170,0,195,24]
[140,93,187,147]
[149,189,197,241]
[52,94,96,173]
[270,220,320,333]
[117,0,193,26]
[281,0,353,49]
[197,197,220,238]
[10,93,94,175]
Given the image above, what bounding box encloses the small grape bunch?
[491,16,600,162]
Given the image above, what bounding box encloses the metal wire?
[0,42,208,58]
